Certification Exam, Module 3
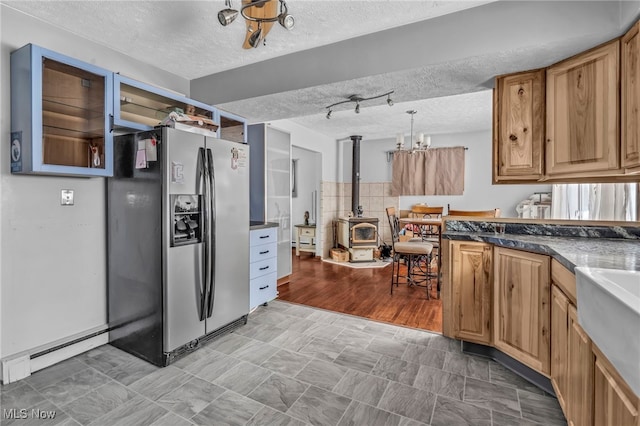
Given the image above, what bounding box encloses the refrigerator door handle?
[198,147,209,322]
[206,148,217,318]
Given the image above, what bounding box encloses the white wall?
[0,6,189,359]
[342,130,552,218]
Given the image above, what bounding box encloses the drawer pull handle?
[259,235,269,239]
[259,266,269,271]
[259,285,270,290]
[259,250,270,254]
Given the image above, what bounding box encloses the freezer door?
[205,138,250,333]
[164,128,207,352]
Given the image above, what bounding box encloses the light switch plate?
[61,189,74,206]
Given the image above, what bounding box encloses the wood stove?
[336,217,379,262]
[334,135,380,262]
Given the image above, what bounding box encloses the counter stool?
[386,207,434,298]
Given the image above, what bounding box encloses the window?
[551,183,638,221]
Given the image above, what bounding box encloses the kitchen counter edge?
[250,221,279,230]
[442,232,640,273]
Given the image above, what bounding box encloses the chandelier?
[386,110,431,162]
[217,0,294,49]
[325,91,394,119]
[396,110,431,151]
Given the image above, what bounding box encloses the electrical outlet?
[61,189,74,206]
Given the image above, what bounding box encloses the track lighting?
[248,23,263,48]
[278,1,294,29]
[218,0,293,49]
[324,90,394,117]
[218,0,238,26]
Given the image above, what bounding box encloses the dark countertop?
[250,221,279,230]
[443,231,640,273]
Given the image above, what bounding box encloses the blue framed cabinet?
[112,74,218,134]
[10,44,114,177]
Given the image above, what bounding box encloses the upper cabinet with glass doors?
[112,74,218,134]
[10,44,113,176]
[217,109,247,143]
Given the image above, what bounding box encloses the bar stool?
[386,207,434,298]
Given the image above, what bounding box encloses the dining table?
[398,217,443,298]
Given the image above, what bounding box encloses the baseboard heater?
[30,326,110,359]
[1,325,110,385]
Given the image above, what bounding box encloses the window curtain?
[551,183,638,221]
[391,147,465,196]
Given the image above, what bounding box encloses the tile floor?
[0,300,566,426]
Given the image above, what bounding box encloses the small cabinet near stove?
[249,226,278,309]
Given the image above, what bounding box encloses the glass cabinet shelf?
[218,109,247,143]
[10,44,113,176]
[113,75,218,134]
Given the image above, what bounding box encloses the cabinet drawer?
[250,257,277,279]
[250,272,277,309]
[250,242,277,263]
[299,227,315,237]
[250,227,277,246]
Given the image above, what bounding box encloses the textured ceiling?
[4,0,639,142]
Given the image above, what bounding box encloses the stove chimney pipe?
[350,135,362,216]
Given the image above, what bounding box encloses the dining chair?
[410,205,443,274]
[386,207,434,298]
[447,208,501,217]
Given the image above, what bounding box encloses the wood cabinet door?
[546,40,620,176]
[567,304,594,426]
[493,247,551,375]
[623,21,640,171]
[493,69,545,182]
[451,241,493,345]
[550,285,569,415]
[594,345,639,426]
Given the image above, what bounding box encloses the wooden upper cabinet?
[450,241,493,345]
[493,247,551,375]
[493,69,545,183]
[623,20,640,172]
[546,40,620,177]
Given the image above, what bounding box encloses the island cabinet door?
[593,344,640,426]
[493,247,551,375]
[550,284,569,414]
[450,241,493,345]
[567,304,594,426]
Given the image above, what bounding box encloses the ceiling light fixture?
[396,110,431,151]
[385,109,431,162]
[325,90,394,119]
[218,0,294,49]
[218,0,239,26]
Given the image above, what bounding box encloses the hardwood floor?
[277,251,443,333]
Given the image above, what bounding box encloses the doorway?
[291,146,322,257]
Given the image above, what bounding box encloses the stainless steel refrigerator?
[107,126,249,367]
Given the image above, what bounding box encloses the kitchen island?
[441,218,640,426]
